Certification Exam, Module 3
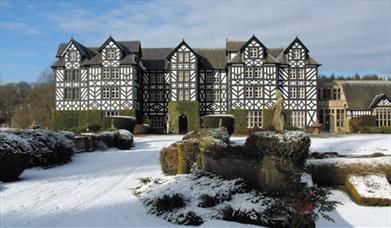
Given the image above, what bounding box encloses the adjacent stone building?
[317,80,391,132]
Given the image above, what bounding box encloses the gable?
[167,40,197,62]
[376,97,391,107]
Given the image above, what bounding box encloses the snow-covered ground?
[1,134,391,227]
[310,134,391,155]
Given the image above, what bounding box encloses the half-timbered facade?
[53,35,322,132]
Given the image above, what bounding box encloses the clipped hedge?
[358,126,391,134]
[0,132,32,181]
[202,114,235,135]
[262,109,274,130]
[52,109,134,131]
[349,115,376,133]
[226,109,248,135]
[167,101,200,134]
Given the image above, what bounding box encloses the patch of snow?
[301,172,314,187]
[317,190,391,227]
[310,134,391,155]
[347,174,391,200]
[306,156,391,167]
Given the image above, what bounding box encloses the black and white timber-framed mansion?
[52,35,320,132]
[52,35,391,133]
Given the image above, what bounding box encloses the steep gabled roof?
[340,81,391,110]
[141,48,172,70]
[226,40,246,52]
[195,48,227,69]
[283,36,310,54]
[59,39,92,59]
[98,36,126,53]
[240,35,267,52]
[227,48,282,65]
[167,40,197,60]
[368,94,391,108]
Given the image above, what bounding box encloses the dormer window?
[107,49,116,59]
[249,48,258,58]
[69,51,77,61]
[293,49,302,60]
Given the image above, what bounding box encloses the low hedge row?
[306,163,391,186]
[358,126,391,134]
[349,115,376,133]
[52,109,134,131]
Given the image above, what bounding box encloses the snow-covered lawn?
[1,134,391,227]
[310,134,391,155]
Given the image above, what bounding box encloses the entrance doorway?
[179,114,188,134]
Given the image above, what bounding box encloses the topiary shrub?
[226,109,248,135]
[203,114,235,135]
[0,132,32,182]
[15,130,75,167]
[349,115,376,133]
[262,109,274,130]
[108,116,137,133]
[167,101,200,134]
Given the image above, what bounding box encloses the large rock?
[113,129,134,150]
[183,127,230,144]
[160,128,230,175]
[203,131,311,193]
[0,132,32,181]
[244,131,310,167]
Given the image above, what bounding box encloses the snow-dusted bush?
[134,171,339,227]
[96,131,116,148]
[14,130,75,167]
[0,132,32,181]
[182,127,230,144]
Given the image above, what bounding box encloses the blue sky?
[0,0,390,84]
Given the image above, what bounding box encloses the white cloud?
[45,0,390,74]
[1,22,45,35]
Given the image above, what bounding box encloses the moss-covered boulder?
[203,114,235,135]
[160,128,230,175]
[0,132,32,181]
[168,101,200,134]
[244,131,310,167]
